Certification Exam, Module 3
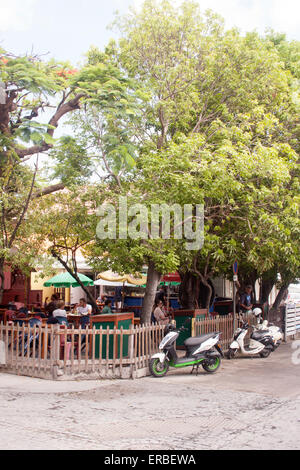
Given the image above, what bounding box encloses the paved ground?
[0,342,299,450]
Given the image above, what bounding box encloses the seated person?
[153,300,169,325]
[52,300,67,319]
[8,295,24,311]
[18,306,29,315]
[101,299,113,314]
[97,294,107,306]
[45,294,60,318]
[71,303,79,313]
[34,303,46,318]
[77,298,92,316]
[48,301,68,325]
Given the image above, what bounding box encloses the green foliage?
[49,136,93,185]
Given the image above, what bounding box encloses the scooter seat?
[251,330,270,341]
[184,333,217,347]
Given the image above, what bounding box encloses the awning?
[162,272,181,283]
[160,281,180,287]
[97,270,147,286]
[94,279,137,287]
[44,272,94,288]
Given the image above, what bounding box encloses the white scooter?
[227,316,274,359]
[252,308,283,350]
[149,322,223,377]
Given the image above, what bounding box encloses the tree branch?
[8,156,38,248]
[51,249,100,314]
[15,93,85,158]
[34,183,65,198]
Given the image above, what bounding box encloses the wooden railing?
[0,314,257,380]
[0,322,166,380]
[194,313,256,350]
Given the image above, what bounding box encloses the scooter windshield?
[159,331,178,349]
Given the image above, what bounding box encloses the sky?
[0,0,299,66]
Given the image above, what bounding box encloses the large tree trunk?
[141,260,161,325]
[271,284,289,312]
[179,271,215,310]
[179,272,198,309]
[268,284,289,327]
[260,278,275,304]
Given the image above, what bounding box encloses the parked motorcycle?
[227,317,274,359]
[149,322,223,378]
[252,308,283,350]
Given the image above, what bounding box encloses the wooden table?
[67,314,83,328]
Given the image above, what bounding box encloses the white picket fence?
[285,303,300,340]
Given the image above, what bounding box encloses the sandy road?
[0,342,299,450]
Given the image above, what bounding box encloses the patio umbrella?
[44,272,94,288]
[97,270,147,286]
[159,281,181,287]
[94,279,137,287]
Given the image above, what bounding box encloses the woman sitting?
[153,300,169,325]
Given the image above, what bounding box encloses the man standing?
[114,286,123,311]
[239,285,254,313]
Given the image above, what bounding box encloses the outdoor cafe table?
[67,314,82,328]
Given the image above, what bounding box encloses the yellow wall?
[31,272,54,304]
[31,272,71,305]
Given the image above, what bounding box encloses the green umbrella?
[159,281,180,287]
[44,272,94,288]
[140,281,181,288]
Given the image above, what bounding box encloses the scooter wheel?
[226,348,237,359]
[202,356,221,373]
[259,348,271,358]
[149,358,169,378]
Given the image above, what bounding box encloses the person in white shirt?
[77,298,92,316]
[52,300,68,318]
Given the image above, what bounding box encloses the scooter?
[149,322,223,378]
[227,317,274,359]
[252,308,283,350]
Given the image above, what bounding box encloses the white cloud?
[0,0,38,32]
[129,0,300,39]
[269,0,300,38]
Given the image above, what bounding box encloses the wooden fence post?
[52,325,60,380]
[129,324,135,379]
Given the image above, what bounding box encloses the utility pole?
[233,261,238,333]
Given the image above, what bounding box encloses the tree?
[0,48,138,302]
[104,0,299,313]
[31,187,103,313]
[0,50,87,301]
